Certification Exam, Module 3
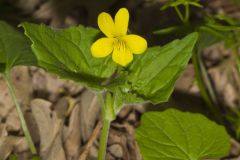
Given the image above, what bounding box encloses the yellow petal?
[123,34,147,54]
[114,8,129,36]
[98,12,115,37]
[91,38,115,58]
[112,44,133,66]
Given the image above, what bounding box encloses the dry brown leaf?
[5,109,21,132]
[108,144,123,159]
[0,77,14,118]
[0,67,33,133]
[11,67,33,108]
[0,136,25,160]
[31,99,66,160]
[33,2,55,20]
[53,97,70,119]
[63,102,81,160]
[13,0,40,13]
[30,68,84,101]
[230,138,240,157]
[79,91,100,143]
[0,123,7,137]
[25,111,40,144]
[209,64,240,107]
[175,64,198,94]
[31,68,66,101]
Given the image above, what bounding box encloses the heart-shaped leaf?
[136,109,230,160]
[0,21,36,73]
[22,23,117,90]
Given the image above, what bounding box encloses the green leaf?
[22,23,117,91]
[8,154,17,160]
[136,109,230,160]
[127,32,198,104]
[108,33,198,114]
[32,155,41,160]
[188,2,203,8]
[153,26,182,35]
[0,21,37,73]
[215,15,238,26]
[161,0,202,10]
[237,54,240,73]
[206,23,240,31]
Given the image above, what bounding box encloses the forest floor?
[0,0,240,159]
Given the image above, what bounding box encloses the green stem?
[98,119,111,160]
[3,73,37,155]
[184,4,190,23]
[97,92,115,160]
[232,32,240,74]
[192,51,223,123]
[174,6,185,24]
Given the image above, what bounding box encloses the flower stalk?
[98,119,111,160]
[97,92,115,160]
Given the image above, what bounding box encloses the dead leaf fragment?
[31,99,66,160]
[79,91,100,143]
[63,102,81,160]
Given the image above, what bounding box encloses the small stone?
[88,145,98,159]
[6,111,21,132]
[133,104,146,114]
[117,106,132,119]
[108,144,123,158]
[127,112,137,124]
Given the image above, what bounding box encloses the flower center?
[114,38,127,52]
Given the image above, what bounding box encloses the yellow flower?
[91,8,147,66]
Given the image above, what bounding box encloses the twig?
[79,120,103,160]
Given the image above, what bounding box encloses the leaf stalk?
[3,73,37,155]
